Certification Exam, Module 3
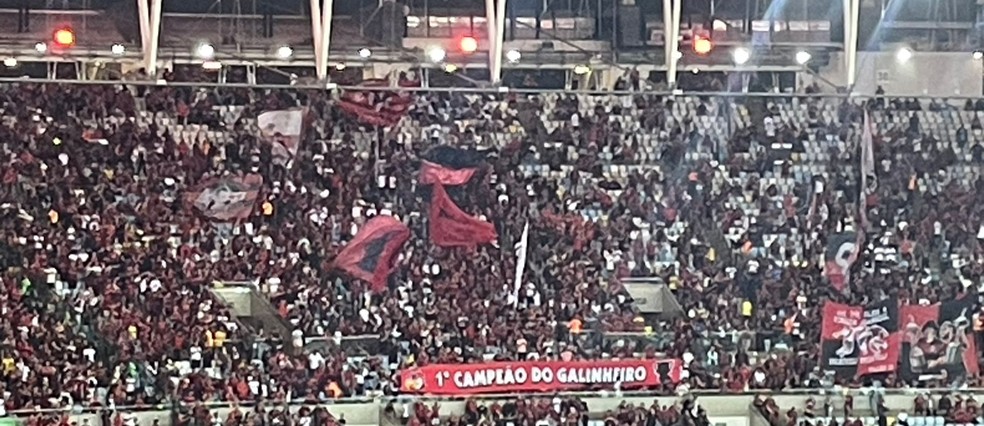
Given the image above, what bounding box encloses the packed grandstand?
[0,64,979,426]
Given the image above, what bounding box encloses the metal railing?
[0,77,977,99]
[5,387,980,416]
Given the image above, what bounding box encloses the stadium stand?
[0,80,982,426]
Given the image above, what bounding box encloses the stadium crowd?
[0,73,981,426]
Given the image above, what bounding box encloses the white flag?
[257,108,306,163]
[860,110,876,229]
[511,221,530,306]
[861,110,876,194]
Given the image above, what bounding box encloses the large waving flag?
[334,216,411,293]
[185,174,263,221]
[824,232,861,292]
[337,78,416,127]
[419,146,490,186]
[429,184,497,248]
[257,108,306,162]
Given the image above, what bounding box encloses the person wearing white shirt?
[307,351,324,370]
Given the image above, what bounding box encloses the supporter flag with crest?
[899,294,979,381]
[185,174,263,221]
[333,216,411,293]
[820,297,901,378]
[337,78,418,127]
[257,108,307,163]
[824,232,862,292]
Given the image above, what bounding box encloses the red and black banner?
[429,183,497,248]
[900,294,979,381]
[336,78,417,127]
[824,232,861,292]
[334,216,410,293]
[820,297,901,378]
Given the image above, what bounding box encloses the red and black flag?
[334,216,410,293]
[429,183,497,248]
[900,294,979,381]
[336,78,417,127]
[824,232,862,292]
[820,297,901,378]
[419,146,491,186]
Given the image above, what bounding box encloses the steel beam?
[486,0,497,80]
[492,0,508,83]
[147,0,163,76]
[319,0,333,81]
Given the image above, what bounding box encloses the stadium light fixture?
[443,63,458,73]
[459,36,478,54]
[276,45,293,60]
[693,35,713,56]
[201,61,222,70]
[3,58,16,67]
[358,48,372,59]
[795,51,812,65]
[195,42,215,60]
[974,50,983,60]
[896,47,912,63]
[34,42,48,54]
[732,47,751,65]
[426,46,446,63]
[506,49,521,63]
[111,44,126,55]
[53,28,75,48]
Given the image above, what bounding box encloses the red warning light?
[53,28,76,48]
[459,36,478,54]
[693,35,713,56]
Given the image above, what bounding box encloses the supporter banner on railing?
[399,359,682,395]
[900,294,979,381]
[820,297,901,378]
